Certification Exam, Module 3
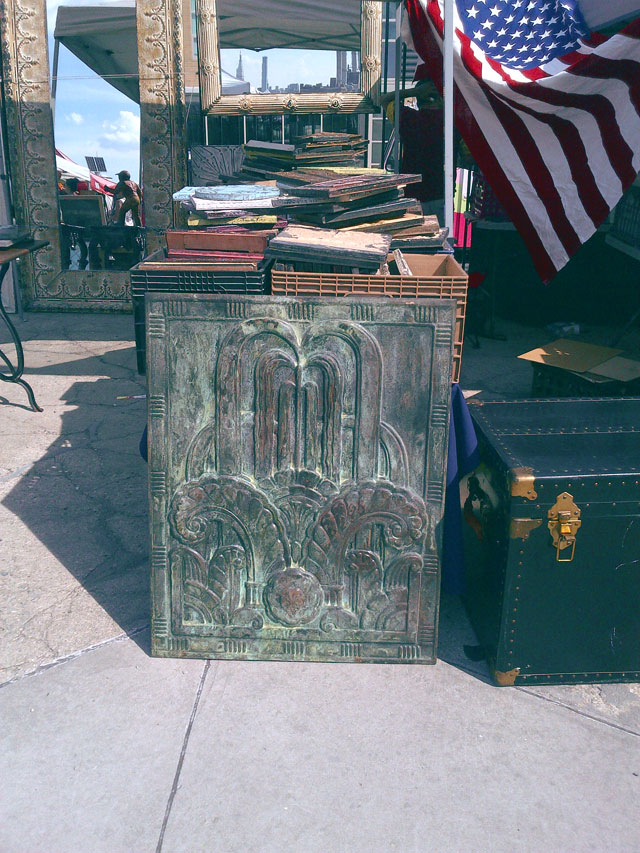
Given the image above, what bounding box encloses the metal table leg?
[0,261,42,411]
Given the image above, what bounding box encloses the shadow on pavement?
[2,348,150,657]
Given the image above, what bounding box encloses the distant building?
[351,51,359,73]
[236,52,244,81]
[346,68,359,86]
[261,56,268,92]
[336,50,347,87]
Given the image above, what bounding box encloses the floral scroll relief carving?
[168,473,429,634]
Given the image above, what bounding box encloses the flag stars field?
[457,0,587,69]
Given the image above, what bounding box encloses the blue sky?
[220,49,341,90]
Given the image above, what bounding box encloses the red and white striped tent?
[55,149,116,195]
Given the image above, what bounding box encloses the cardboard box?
[518,338,640,396]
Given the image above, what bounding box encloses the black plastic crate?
[130,250,267,374]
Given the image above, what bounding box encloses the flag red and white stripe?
[405,0,640,282]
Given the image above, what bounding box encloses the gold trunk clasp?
[493,667,521,686]
[547,492,581,562]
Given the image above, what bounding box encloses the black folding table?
[0,239,48,412]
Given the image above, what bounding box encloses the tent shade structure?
[53,0,640,114]
[214,0,362,51]
[579,0,640,29]
[53,2,139,103]
[212,0,640,44]
[54,1,250,104]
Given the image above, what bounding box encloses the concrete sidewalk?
[1,313,639,853]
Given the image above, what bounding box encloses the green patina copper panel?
[147,294,455,663]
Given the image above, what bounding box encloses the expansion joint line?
[156,660,211,852]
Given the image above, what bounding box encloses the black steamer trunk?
[463,398,640,686]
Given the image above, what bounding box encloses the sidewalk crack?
[156,660,211,853]
[516,686,640,738]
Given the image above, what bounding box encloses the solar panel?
[85,156,106,173]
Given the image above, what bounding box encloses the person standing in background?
[107,170,142,226]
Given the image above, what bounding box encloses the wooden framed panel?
[0,0,186,310]
[196,0,383,115]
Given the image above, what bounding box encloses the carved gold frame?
[0,0,187,311]
[195,0,382,115]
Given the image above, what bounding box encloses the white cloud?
[67,112,84,125]
[56,107,140,180]
[99,110,140,147]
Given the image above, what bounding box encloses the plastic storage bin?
[129,250,267,373]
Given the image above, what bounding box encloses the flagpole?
[443,0,454,235]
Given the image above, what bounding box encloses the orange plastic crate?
[271,254,468,383]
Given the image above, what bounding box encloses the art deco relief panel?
[0,0,186,310]
[148,294,455,663]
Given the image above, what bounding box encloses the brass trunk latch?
[547,492,581,562]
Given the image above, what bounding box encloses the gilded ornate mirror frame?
[195,0,383,115]
[0,0,186,311]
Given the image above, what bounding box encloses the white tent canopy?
[219,69,251,95]
[55,151,117,193]
[56,153,93,182]
[54,2,139,102]
[215,0,361,51]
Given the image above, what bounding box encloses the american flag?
[405,0,640,282]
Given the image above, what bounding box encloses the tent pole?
[51,38,60,123]
[443,0,454,235]
[393,1,402,174]
[380,1,391,166]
